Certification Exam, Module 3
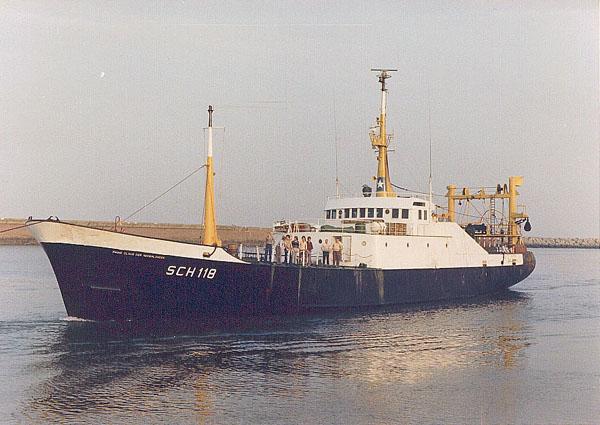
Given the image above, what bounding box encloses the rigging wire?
[123,165,207,222]
[390,182,445,198]
[427,89,433,211]
[464,199,485,222]
[0,216,59,236]
[391,181,504,221]
[0,221,40,234]
[333,89,340,198]
[435,204,488,220]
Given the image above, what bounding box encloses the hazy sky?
[1,1,598,238]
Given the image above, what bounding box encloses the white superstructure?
[273,194,523,270]
[272,69,528,272]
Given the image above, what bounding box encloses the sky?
[1,1,598,238]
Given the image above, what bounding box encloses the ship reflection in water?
[23,292,531,424]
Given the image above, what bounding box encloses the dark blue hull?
[41,242,536,321]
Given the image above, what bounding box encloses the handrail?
[325,192,429,201]
[272,218,412,237]
[237,245,372,266]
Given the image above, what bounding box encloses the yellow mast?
[202,105,221,246]
[370,69,397,197]
[507,175,526,247]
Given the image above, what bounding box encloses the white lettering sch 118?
[166,265,217,279]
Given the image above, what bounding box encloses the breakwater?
[0,219,270,246]
[1,219,598,248]
[523,237,599,249]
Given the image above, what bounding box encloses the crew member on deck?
[264,232,274,262]
[291,236,300,264]
[275,236,283,264]
[307,236,314,266]
[284,235,292,263]
[321,238,331,265]
[332,237,343,266]
[299,236,307,266]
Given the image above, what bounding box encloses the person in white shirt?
[299,236,308,266]
[332,238,343,266]
[321,238,331,265]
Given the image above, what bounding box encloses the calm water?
[0,247,598,424]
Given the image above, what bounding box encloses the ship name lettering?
[165,265,217,279]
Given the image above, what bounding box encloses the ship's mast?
[202,105,221,246]
[370,69,397,197]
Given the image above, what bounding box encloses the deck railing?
[273,219,408,236]
[233,244,370,267]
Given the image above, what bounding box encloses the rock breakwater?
[0,219,270,246]
[523,237,599,249]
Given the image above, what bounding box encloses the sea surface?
[0,246,598,424]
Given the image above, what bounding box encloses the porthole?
[385,209,390,214]
[362,241,367,246]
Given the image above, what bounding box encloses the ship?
[28,70,535,321]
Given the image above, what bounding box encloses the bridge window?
[392,208,399,218]
[351,208,358,218]
[413,201,425,207]
[418,210,422,220]
[326,210,331,219]
[424,210,428,220]
[376,208,383,218]
[368,208,374,218]
[402,209,409,219]
[344,208,350,218]
[359,208,366,218]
